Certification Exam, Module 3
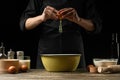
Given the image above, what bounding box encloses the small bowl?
[93,58,118,67]
[40,54,81,72]
[0,59,19,73]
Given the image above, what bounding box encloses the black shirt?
[20,0,102,69]
[20,0,102,54]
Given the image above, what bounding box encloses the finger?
[59,8,74,15]
[46,6,58,14]
[52,15,58,20]
[46,9,58,20]
[62,9,75,18]
[58,8,68,13]
[58,8,73,12]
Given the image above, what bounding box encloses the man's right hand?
[41,6,58,22]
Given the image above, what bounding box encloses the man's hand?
[58,8,81,22]
[41,6,58,21]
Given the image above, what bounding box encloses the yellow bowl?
[41,54,81,72]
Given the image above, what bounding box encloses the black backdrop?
[0,0,119,68]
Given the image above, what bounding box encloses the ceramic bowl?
[40,54,81,72]
[0,59,19,73]
[93,58,118,67]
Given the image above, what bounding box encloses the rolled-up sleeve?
[85,0,102,34]
[19,0,42,31]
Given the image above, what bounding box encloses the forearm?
[25,15,44,30]
[74,17,95,31]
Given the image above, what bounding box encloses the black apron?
[36,0,86,71]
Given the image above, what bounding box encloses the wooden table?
[0,69,120,80]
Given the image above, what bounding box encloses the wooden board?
[0,69,120,80]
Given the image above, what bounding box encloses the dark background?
[0,0,119,68]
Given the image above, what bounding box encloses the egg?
[87,64,97,73]
[20,64,28,72]
[89,66,97,73]
[8,66,17,74]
